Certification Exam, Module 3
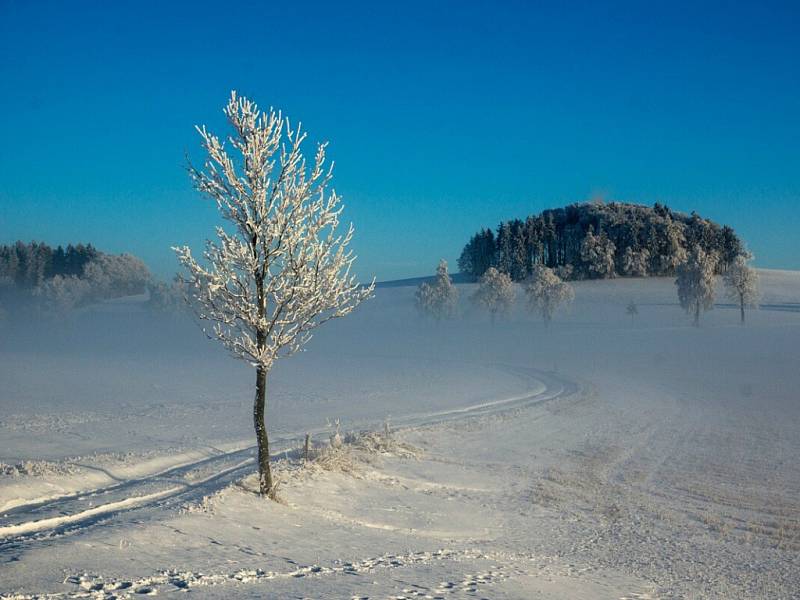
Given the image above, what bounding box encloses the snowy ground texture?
[1,270,799,599]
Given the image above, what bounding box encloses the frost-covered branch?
[174,91,374,370]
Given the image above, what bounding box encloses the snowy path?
[0,365,575,551]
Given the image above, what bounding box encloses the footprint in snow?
[135,586,157,595]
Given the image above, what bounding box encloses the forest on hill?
[458,201,745,281]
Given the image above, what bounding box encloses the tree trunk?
[693,301,700,327]
[254,366,273,497]
[740,294,745,325]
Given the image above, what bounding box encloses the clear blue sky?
[1,0,798,280]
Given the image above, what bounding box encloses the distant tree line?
[0,240,155,316]
[458,201,745,281]
[0,242,99,289]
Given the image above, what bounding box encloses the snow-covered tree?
[621,247,650,277]
[581,230,616,278]
[675,245,718,326]
[174,92,374,498]
[656,217,688,274]
[146,277,187,314]
[471,266,515,324]
[415,259,459,321]
[724,254,759,324]
[83,254,151,298]
[34,274,91,317]
[554,264,574,281]
[523,265,574,326]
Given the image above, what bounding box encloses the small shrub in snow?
[304,423,422,477]
[0,459,82,478]
[352,430,421,459]
[626,299,638,320]
[328,418,344,449]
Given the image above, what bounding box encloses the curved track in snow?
[0,365,576,553]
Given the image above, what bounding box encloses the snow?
[1,271,799,598]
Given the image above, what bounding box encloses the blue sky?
[1,0,798,280]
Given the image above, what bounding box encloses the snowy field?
[1,270,799,598]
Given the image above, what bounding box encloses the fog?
[2,271,799,597]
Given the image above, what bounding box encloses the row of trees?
[416,260,574,325]
[458,202,745,281]
[420,248,760,328]
[676,248,760,326]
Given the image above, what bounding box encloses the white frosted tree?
[415,259,459,321]
[621,247,650,277]
[554,264,574,281]
[471,266,515,324]
[84,254,151,298]
[523,265,574,326]
[658,217,688,273]
[34,274,91,316]
[724,254,759,324]
[581,230,616,278]
[675,245,718,327]
[146,277,187,314]
[174,92,374,498]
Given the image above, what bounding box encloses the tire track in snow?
[0,459,253,539]
[0,365,576,549]
[0,444,256,516]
